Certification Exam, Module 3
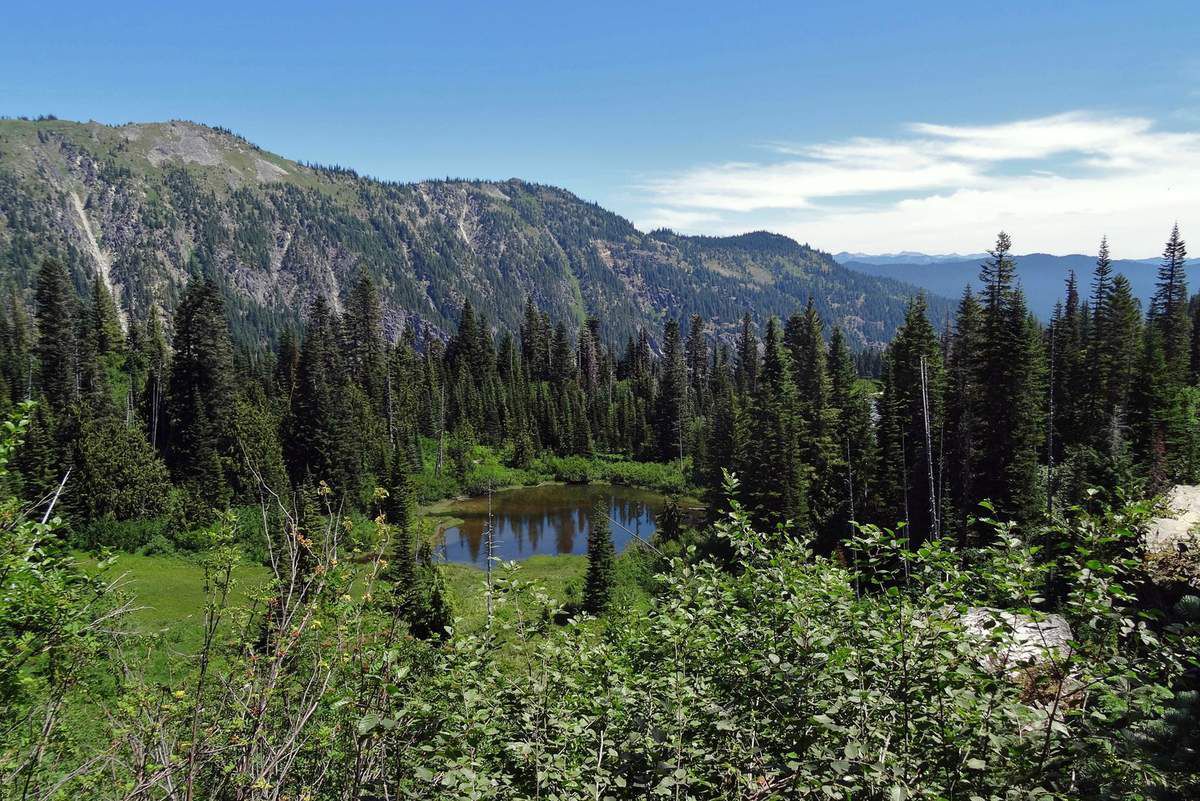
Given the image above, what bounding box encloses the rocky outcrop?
[1144,485,1200,589]
[0,117,951,350]
[962,607,1073,674]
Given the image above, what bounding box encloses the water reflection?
[438,484,662,566]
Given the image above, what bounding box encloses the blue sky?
[4,1,1199,256]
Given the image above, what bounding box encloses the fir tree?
[653,318,687,462]
[974,234,1045,523]
[164,279,237,508]
[785,300,839,540]
[342,272,386,408]
[583,498,615,615]
[137,307,169,451]
[33,258,77,415]
[876,295,944,543]
[827,326,876,545]
[684,314,709,411]
[1151,224,1190,385]
[381,459,418,619]
[944,288,983,535]
[735,312,758,395]
[742,317,807,531]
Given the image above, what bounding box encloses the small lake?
[437,484,663,566]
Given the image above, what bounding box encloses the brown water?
[437,484,663,566]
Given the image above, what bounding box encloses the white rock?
[962,608,1072,673]
[1145,485,1200,554]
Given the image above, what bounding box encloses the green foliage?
[165,278,238,509]
[14,479,1192,799]
[68,414,171,521]
[583,498,615,615]
[0,403,119,792]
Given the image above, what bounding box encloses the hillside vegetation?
[0,117,948,348]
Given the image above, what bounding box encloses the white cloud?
[634,112,1200,257]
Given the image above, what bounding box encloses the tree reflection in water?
[439,484,663,566]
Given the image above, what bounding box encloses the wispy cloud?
[634,112,1200,257]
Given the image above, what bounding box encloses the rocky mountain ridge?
[0,117,950,348]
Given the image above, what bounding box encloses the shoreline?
[418,481,705,571]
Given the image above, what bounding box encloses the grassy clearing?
[79,552,270,682]
[79,539,657,680]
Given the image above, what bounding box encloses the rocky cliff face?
[0,118,949,348]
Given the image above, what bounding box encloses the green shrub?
[71,516,170,552]
[601,458,688,493]
[413,471,462,504]
[139,533,176,556]
[544,455,594,484]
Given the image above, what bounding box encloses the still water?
[437,484,662,566]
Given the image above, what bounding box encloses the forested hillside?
[0,117,947,350]
[3,224,1199,799]
[2,121,1199,801]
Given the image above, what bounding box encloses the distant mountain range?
[0,117,952,350]
[838,253,1200,320]
[834,251,989,266]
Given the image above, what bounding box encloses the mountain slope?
[0,118,950,348]
[840,253,1200,320]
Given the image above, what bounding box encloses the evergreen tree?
[1102,275,1142,421]
[164,279,237,509]
[827,326,876,545]
[876,295,944,543]
[653,318,687,462]
[703,346,742,500]
[1151,224,1190,385]
[381,459,417,619]
[69,415,170,523]
[1047,272,1087,504]
[283,296,365,496]
[80,276,126,415]
[1086,239,1115,427]
[583,498,615,615]
[274,327,300,402]
[785,300,839,540]
[684,314,709,412]
[342,272,386,408]
[742,317,807,531]
[88,276,123,360]
[735,312,758,395]
[412,542,452,639]
[33,258,77,415]
[974,234,1045,523]
[0,290,33,407]
[944,288,983,535]
[137,307,170,451]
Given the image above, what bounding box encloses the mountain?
[0,117,950,350]
[839,253,1200,320]
[834,251,989,266]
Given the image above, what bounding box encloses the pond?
[436,484,664,566]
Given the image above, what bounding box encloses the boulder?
[962,607,1072,674]
[1144,485,1200,589]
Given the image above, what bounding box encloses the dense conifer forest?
[1,219,1199,798]
[3,227,1199,546]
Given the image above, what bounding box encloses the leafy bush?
[462,462,530,496]
[601,459,688,493]
[23,479,1194,799]
[71,516,170,551]
[543,454,594,483]
[139,532,176,556]
[413,470,462,504]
